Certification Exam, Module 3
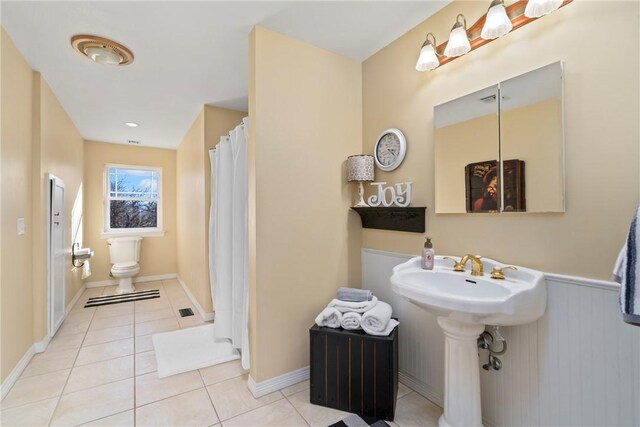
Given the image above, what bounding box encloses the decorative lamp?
[481,0,513,40]
[524,0,563,18]
[346,155,375,207]
[415,33,440,72]
[444,14,471,57]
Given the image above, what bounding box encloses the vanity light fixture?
[481,0,513,40]
[415,33,440,71]
[125,122,139,127]
[524,0,563,18]
[444,14,471,57]
[415,0,573,72]
[71,35,134,66]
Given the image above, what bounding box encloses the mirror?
[434,62,564,213]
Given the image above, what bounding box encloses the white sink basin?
[390,255,546,427]
[390,256,546,326]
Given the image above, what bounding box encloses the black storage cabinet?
[309,324,398,420]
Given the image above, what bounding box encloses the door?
[49,175,65,336]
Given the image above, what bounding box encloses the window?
[104,165,163,236]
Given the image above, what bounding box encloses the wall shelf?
[351,207,426,233]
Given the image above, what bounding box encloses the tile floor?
[0,279,442,426]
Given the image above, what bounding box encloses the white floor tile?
[0,397,58,426]
[64,355,134,394]
[20,348,78,378]
[393,392,441,427]
[206,374,283,421]
[77,410,134,426]
[281,380,309,397]
[2,369,70,409]
[135,335,155,353]
[135,307,175,323]
[135,388,219,427]
[89,313,134,331]
[45,332,85,353]
[199,360,247,386]
[84,324,134,346]
[286,389,350,427]
[75,338,134,366]
[223,398,308,427]
[135,317,180,336]
[50,378,134,426]
[135,370,204,407]
[135,351,157,375]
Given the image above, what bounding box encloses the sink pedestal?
[437,317,485,427]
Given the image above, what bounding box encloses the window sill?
[100,229,166,239]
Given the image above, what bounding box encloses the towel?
[315,307,342,328]
[337,287,373,302]
[341,312,362,330]
[82,260,92,279]
[361,301,399,336]
[613,204,640,326]
[328,296,378,314]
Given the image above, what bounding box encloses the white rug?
[152,324,239,378]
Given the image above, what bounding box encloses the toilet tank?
[107,237,143,264]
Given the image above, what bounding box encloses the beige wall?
[83,141,177,282]
[1,28,35,382]
[362,1,639,280]
[176,106,245,313]
[249,26,362,381]
[31,75,85,342]
[1,29,85,381]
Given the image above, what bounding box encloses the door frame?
[46,173,65,337]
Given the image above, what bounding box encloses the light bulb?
[84,46,122,65]
[416,34,440,71]
[524,0,563,18]
[481,1,513,40]
[444,26,471,57]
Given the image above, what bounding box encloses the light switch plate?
[17,218,25,235]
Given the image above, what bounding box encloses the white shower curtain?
[209,118,250,369]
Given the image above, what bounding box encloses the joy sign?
[367,182,412,207]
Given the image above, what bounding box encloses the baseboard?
[66,283,87,314]
[398,371,443,408]
[175,275,215,322]
[85,273,177,288]
[0,345,35,400]
[33,335,51,354]
[248,366,310,398]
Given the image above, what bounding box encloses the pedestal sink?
[390,256,546,427]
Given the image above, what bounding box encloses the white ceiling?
[2,1,449,149]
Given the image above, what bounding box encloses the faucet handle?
[443,256,465,272]
[490,265,518,280]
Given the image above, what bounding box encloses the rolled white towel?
[341,312,362,330]
[328,296,378,313]
[315,307,342,328]
[361,301,399,336]
[337,287,372,302]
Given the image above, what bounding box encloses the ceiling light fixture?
[415,33,441,72]
[125,122,139,128]
[414,0,572,72]
[524,0,563,18]
[481,0,513,40]
[71,35,134,66]
[444,14,471,57]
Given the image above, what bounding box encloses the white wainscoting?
[362,248,640,427]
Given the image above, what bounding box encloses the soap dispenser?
[421,237,434,270]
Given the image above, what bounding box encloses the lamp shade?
[416,43,440,71]
[524,0,563,18]
[444,26,471,57]
[481,2,513,40]
[346,155,374,182]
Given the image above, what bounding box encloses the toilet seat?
[112,261,139,272]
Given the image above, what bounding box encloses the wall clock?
[374,128,406,172]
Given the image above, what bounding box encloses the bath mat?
[152,324,239,378]
[328,414,390,427]
[84,289,160,308]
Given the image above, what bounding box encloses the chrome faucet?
[460,254,484,276]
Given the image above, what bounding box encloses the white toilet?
[107,236,143,294]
